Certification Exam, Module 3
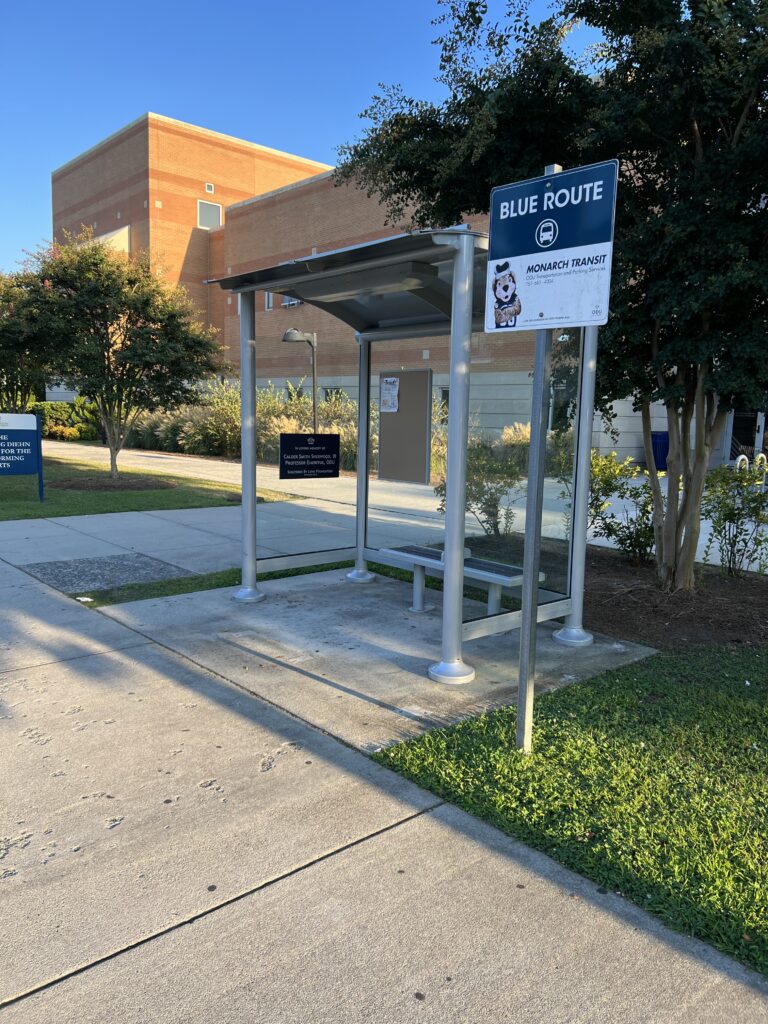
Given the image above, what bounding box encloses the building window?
[286,384,304,401]
[324,387,344,401]
[197,200,222,230]
[281,296,303,308]
[265,292,273,311]
[205,182,215,194]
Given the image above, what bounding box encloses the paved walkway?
[2,559,767,1020]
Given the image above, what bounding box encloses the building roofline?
[52,114,150,177]
[227,169,336,213]
[52,112,332,178]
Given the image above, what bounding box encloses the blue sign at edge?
[0,415,44,501]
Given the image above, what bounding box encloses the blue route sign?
[485,160,619,333]
[0,413,44,501]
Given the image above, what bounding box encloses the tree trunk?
[98,401,121,479]
[642,392,727,592]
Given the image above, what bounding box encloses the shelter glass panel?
[252,371,357,564]
[365,336,450,560]
[461,328,579,623]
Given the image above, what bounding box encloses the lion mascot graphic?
[492,261,522,328]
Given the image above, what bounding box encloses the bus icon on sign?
[535,219,558,248]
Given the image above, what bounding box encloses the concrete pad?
[0,584,148,672]
[102,570,654,751]
[7,803,767,1023]
[0,642,438,1003]
[22,554,193,592]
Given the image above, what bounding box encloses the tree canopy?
[29,235,223,475]
[0,270,58,413]
[337,0,768,590]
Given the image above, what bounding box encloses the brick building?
[52,113,544,435]
[52,112,331,339]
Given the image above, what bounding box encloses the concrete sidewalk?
[2,553,768,1020]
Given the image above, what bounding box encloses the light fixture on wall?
[282,328,318,433]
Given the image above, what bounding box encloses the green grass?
[374,647,768,977]
[71,559,518,609]
[73,561,357,607]
[0,457,291,520]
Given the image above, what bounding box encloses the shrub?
[27,401,73,434]
[702,464,768,575]
[498,422,574,479]
[178,380,241,458]
[590,451,657,564]
[258,414,301,465]
[589,450,638,533]
[435,434,523,536]
[129,408,193,452]
[75,423,99,441]
[27,398,102,440]
[499,421,532,477]
[431,395,449,480]
[46,424,80,441]
[126,382,369,469]
[71,396,101,434]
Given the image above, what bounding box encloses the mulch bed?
[582,545,767,650]
[48,476,178,491]
[469,533,766,650]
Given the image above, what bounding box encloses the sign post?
[0,413,44,502]
[485,161,618,752]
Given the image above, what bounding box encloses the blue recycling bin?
[651,431,669,471]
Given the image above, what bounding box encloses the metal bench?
[378,544,544,615]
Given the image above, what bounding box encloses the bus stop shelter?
[213,227,597,746]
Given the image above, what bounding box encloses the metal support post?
[310,336,318,434]
[347,333,375,583]
[516,328,553,748]
[234,290,265,603]
[409,565,434,613]
[429,232,476,685]
[554,325,596,647]
[487,584,502,616]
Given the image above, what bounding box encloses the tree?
[337,0,768,591]
[0,271,56,413]
[30,234,222,477]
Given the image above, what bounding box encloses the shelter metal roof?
[209,228,490,342]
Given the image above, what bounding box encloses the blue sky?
[0,0,592,273]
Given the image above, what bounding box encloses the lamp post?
[282,328,318,433]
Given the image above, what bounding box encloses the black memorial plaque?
[279,433,340,479]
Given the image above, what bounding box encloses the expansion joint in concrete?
[0,801,444,1012]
